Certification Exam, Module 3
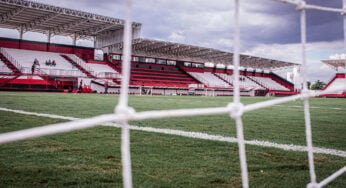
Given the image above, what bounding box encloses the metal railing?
[64,54,96,76]
[0,47,24,73]
[0,65,13,74]
[20,67,87,77]
[96,72,122,79]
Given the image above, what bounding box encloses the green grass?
[0,92,345,187]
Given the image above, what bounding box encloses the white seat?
[4,48,86,77]
[188,72,231,88]
[216,73,263,90]
[248,76,289,91]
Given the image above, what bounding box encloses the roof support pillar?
[47,30,52,52]
[18,26,24,49]
[47,30,52,44]
[72,33,78,46]
[19,26,24,40]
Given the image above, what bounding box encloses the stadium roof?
[0,0,141,39]
[109,38,297,70]
[321,59,346,70]
[0,0,297,70]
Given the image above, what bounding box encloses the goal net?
[0,0,345,188]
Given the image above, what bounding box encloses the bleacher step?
[61,55,95,78]
[0,52,22,75]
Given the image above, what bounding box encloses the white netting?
[0,0,346,188]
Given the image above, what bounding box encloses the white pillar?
[72,33,77,46]
[47,30,52,44]
[18,26,24,49]
[18,26,24,40]
[293,65,302,92]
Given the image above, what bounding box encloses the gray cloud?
[2,3,344,60]
[23,0,344,51]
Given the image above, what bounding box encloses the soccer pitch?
[0,92,345,187]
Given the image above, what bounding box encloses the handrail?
[187,72,206,87]
[96,72,122,79]
[34,68,49,76]
[269,72,294,90]
[20,67,87,77]
[92,79,118,87]
[323,75,339,90]
[0,47,24,73]
[65,54,96,76]
[0,65,13,73]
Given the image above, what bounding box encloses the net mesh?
[0,0,346,187]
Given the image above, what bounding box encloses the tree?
[310,80,326,90]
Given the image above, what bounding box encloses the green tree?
[310,80,326,90]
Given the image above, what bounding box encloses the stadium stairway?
[104,60,121,73]
[177,66,203,85]
[34,69,58,89]
[324,75,338,91]
[322,74,346,97]
[103,61,122,85]
[110,61,123,73]
[245,76,269,90]
[0,49,24,87]
[323,74,346,91]
[61,55,96,78]
[0,52,22,75]
[269,72,294,91]
[213,73,233,86]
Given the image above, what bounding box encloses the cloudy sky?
[1,0,344,83]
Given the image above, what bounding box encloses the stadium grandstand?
[321,54,346,98]
[0,0,299,96]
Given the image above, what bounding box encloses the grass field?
[0,92,345,187]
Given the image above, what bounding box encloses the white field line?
[0,107,78,121]
[273,105,342,110]
[1,107,346,158]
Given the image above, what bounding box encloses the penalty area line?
[0,107,345,158]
